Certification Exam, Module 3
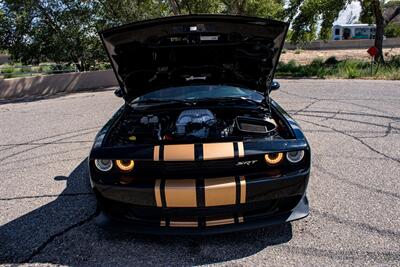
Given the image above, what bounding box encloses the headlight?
[115,160,135,172]
[286,150,305,163]
[94,159,113,172]
[264,153,284,165]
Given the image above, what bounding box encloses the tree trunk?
[168,0,181,15]
[372,0,385,63]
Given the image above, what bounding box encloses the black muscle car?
[90,15,311,234]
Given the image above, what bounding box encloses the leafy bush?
[19,66,31,73]
[1,66,14,74]
[384,23,400,38]
[3,73,16,78]
[339,60,363,79]
[277,57,400,80]
[47,64,75,74]
[325,56,339,65]
[388,55,400,68]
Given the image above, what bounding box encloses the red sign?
[367,46,378,57]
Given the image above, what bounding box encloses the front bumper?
[95,195,309,235]
[91,169,310,234]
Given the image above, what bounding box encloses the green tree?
[288,0,400,63]
[0,0,106,70]
[221,0,285,19]
[289,0,350,43]
[362,0,400,62]
[0,0,287,68]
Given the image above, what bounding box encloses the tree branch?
[168,0,181,15]
[385,6,400,25]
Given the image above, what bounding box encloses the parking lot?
[0,79,399,266]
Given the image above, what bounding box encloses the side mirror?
[270,81,280,91]
[114,88,124,98]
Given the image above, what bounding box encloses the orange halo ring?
[264,153,284,165]
[115,160,135,172]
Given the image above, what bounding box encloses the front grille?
[135,156,271,178]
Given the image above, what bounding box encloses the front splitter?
[95,196,309,235]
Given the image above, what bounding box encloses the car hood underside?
[99,15,288,101]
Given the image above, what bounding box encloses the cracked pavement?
[0,79,399,266]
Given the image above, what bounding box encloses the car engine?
[107,107,279,145]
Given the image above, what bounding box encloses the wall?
[0,54,10,65]
[284,38,400,50]
[0,69,118,100]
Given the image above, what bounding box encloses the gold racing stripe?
[154,179,162,207]
[237,142,244,158]
[203,142,234,160]
[240,176,246,204]
[204,177,236,207]
[206,217,235,227]
[153,145,160,161]
[163,144,195,161]
[170,220,198,227]
[164,179,197,207]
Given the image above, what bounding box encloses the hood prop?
[261,73,273,115]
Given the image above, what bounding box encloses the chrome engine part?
[175,109,215,138]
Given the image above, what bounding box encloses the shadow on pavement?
[0,159,293,265]
[0,86,115,106]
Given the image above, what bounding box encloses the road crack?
[0,192,94,201]
[297,118,400,164]
[20,212,97,263]
[313,162,400,200]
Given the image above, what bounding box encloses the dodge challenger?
[90,14,311,234]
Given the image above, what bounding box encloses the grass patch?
[276,56,400,80]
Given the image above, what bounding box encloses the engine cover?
[175,109,215,138]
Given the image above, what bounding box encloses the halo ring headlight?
[264,153,284,165]
[116,160,135,172]
[286,150,305,163]
[94,159,113,172]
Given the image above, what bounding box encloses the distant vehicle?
[332,24,376,40]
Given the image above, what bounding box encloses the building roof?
[333,24,376,27]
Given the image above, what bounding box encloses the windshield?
[131,85,264,104]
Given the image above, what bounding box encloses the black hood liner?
[99,15,288,101]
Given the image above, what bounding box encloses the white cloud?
[334,1,362,25]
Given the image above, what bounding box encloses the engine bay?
[106,106,286,146]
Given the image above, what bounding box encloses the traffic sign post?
[367,46,378,76]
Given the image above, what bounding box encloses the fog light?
[264,153,284,165]
[94,159,113,172]
[286,150,305,163]
[116,160,135,172]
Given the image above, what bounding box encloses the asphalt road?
[0,79,399,266]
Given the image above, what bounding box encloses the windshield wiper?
[192,97,261,105]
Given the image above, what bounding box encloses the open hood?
[99,15,288,102]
